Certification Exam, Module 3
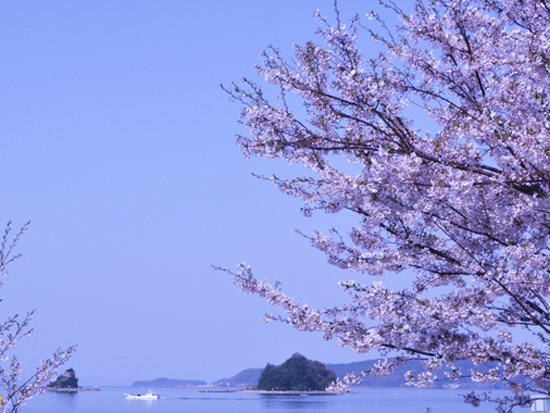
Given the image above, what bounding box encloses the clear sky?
[0,1,409,386]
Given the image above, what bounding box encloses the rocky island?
[202,353,338,395]
[256,353,337,392]
[46,368,99,392]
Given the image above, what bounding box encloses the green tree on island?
[257,353,336,391]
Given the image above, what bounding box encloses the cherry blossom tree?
[224,0,550,411]
[0,222,73,412]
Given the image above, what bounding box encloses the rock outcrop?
[48,368,79,389]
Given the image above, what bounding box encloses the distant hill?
[326,359,505,389]
[213,358,506,389]
[132,378,207,388]
[211,368,264,387]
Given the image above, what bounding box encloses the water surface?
[22,387,521,413]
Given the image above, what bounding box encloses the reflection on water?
[50,391,77,409]
[261,395,330,410]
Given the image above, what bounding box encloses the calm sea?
[22,387,522,413]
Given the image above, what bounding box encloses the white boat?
[124,390,160,400]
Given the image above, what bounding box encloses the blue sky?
[0,1,409,386]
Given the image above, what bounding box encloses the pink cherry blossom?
[223,1,550,410]
[0,222,73,413]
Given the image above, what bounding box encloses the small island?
[255,353,337,393]
[46,368,99,392]
[201,353,339,395]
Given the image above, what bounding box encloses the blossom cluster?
[224,0,550,410]
[0,222,73,413]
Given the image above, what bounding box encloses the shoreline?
[199,389,337,395]
[46,387,100,392]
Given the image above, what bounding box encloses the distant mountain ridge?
[212,358,506,389]
[132,378,207,388]
[133,358,507,389]
[325,359,505,389]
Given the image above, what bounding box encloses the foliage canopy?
[257,353,337,391]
